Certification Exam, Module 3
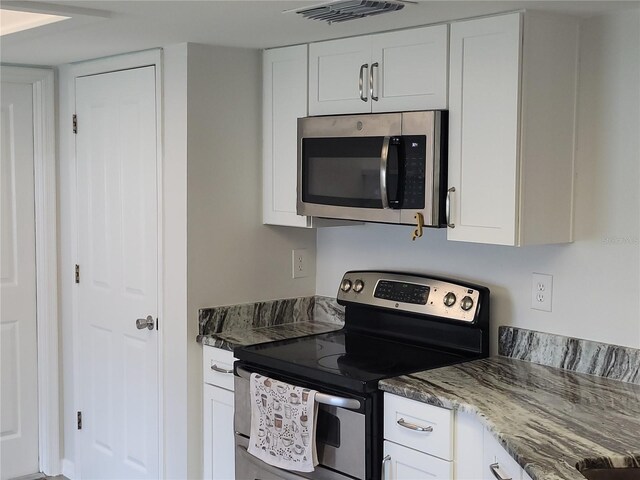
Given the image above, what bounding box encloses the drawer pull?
[397,417,433,432]
[210,364,233,374]
[489,463,512,480]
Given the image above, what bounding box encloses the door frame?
[62,49,164,480]
[1,66,59,475]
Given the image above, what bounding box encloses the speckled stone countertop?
[380,356,640,480]
[200,320,342,350]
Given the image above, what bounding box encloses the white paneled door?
[75,66,159,479]
[0,81,40,479]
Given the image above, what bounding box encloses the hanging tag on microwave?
[412,213,424,241]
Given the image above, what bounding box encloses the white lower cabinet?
[203,384,235,480]
[383,393,454,479]
[203,346,236,480]
[383,440,453,479]
[482,428,530,480]
[385,393,532,480]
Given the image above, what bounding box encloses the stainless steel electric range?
[234,271,490,480]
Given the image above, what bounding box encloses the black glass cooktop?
[234,329,471,393]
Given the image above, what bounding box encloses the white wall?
[162,43,190,480]
[185,43,317,478]
[315,8,640,350]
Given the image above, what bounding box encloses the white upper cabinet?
[370,25,448,112]
[447,12,579,246]
[309,36,372,116]
[262,45,310,227]
[309,25,448,116]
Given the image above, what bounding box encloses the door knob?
[136,315,155,330]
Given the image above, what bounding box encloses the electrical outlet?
[531,273,553,312]
[292,249,309,279]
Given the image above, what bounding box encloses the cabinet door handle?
[381,454,391,480]
[370,62,379,101]
[397,417,433,432]
[210,364,233,374]
[359,63,369,102]
[446,187,455,228]
[489,463,513,480]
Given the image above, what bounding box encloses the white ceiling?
[1,0,638,66]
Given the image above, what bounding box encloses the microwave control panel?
[400,135,426,209]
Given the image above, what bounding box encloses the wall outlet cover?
[531,273,553,312]
[292,249,309,279]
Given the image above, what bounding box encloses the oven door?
[235,435,355,480]
[234,366,367,480]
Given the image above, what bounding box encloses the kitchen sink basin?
[579,468,640,480]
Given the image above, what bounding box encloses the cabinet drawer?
[383,440,452,479]
[203,346,235,391]
[384,393,453,460]
[483,429,524,480]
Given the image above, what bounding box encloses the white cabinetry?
[447,12,579,245]
[385,393,534,480]
[483,429,528,480]
[203,346,236,480]
[262,45,310,227]
[309,25,448,116]
[383,393,454,479]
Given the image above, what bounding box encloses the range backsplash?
[198,295,344,337]
[499,326,640,384]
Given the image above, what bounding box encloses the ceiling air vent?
[286,0,409,25]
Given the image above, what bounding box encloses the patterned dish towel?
[248,373,319,472]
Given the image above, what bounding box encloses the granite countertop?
[197,295,344,350]
[199,320,342,350]
[380,356,640,480]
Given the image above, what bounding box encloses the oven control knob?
[353,279,365,293]
[340,279,352,292]
[461,296,474,311]
[443,292,457,307]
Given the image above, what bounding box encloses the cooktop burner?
[236,329,468,393]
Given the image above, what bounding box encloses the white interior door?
[0,80,40,479]
[75,66,159,479]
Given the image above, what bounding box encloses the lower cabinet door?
[383,440,453,479]
[204,384,235,480]
[483,430,524,480]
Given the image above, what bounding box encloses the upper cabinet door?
[370,24,448,112]
[309,36,373,116]
[447,13,521,246]
[263,45,309,227]
[448,12,578,246]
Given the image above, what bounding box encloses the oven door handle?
[236,366,362,410]
[237,443,307,479]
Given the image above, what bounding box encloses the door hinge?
[75,264,80,284]
[77,411,82,430]
[72,114,78,134]
[156,318,159,330]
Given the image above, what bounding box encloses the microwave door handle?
[380,136,391,209]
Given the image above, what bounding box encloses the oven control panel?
[337,271,484,323]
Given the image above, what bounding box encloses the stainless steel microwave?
[297,111,447,226]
